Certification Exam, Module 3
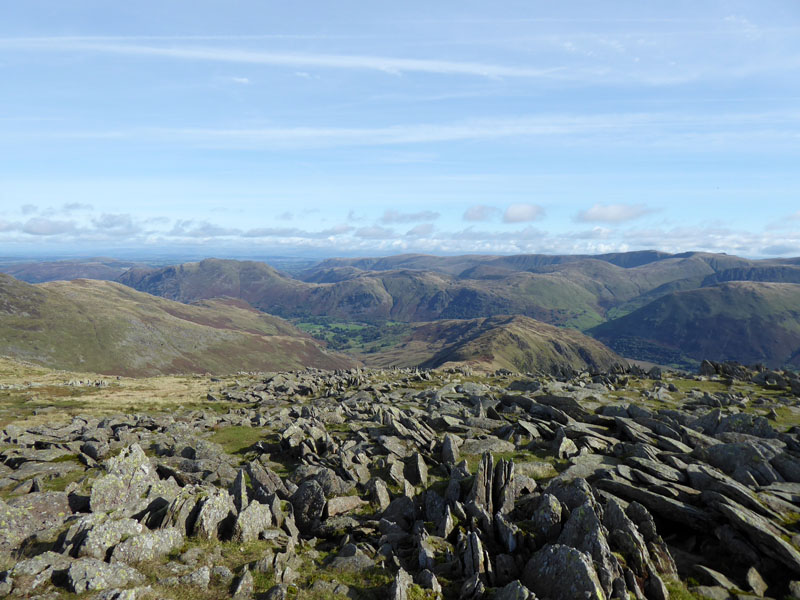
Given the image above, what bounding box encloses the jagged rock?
[326,495,367,517]
[89,443,157,513]
[493,458,516,515]
[558,500,623,597]
[745,566,768,596]
[522,544,605,600]
[552,428,580,459]
[405,453,428,487]
[461,437,515,455]
[66,557,145,593]
[0,492,73,551]
[193,488,235,539]
[290,479,326,534]
[383,495,416,530]
[230,468,249,513]
[495,580,536,600]
[76,517,143,560]
[716,498,800,575]
[232,568,254,598]
[111,527,184,563]
[442,433,461,464]
[468,452,494,514]
[367,477,391,511]
[532,493,562,541]
[390,567,413,600]
[329,543,375,571]
[232,500,273,542]
[595,478,712,531]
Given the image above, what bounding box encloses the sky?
[1,1,799,259]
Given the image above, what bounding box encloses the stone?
[193,488,235,539]
[367,477,391,511]
[76,517,143,560]
[90,443,157,514]
[111,527,184,564]
[232,568,254,599]
[404,453,428,487]
[745,566,767,597]
[461,437,515,455]
[66,558,145,593]
[442,433,461,464]
[390,567,413,600]
[290,479,326,534]
[558,501,622,598]
[523,544,605,600]
[0,492,73,552]
[232,500,273,542]
[716,499,800,575]
[326,495,367,517]
[533,493,562,542]
[495,580,536,600]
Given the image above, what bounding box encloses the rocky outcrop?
[0,364,799,599]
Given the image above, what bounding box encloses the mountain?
[0,258,148,283]
[119,258,606,327]
[589,282,800,368]
[366,315,623,374]
[0,274,355,376]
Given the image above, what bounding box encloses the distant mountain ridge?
[115,251,800,369]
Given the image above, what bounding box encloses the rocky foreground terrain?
[1,361,800,599]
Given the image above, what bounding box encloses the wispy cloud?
[575,203,655,223]
[14,111,800,150]
[2,38,561,79]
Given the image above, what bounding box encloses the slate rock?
[232,500,273,542]
[290,480,327,534]
[111,527,184,564]
[66,557,145,593]
[90,443,157,514]
[193,488,235,540]
[522,544,605,600]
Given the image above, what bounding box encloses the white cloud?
[406,223,435,237]
[575,203,655,223]
[354,225,397,239]
[380,209,440,224]
[503,204,545,223]
[463,205,501,222]
[21,217,77,236]
[20,204,38,215]
[230,77,250,84]
[277,211,293,221]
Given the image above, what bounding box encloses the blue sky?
[1,1,799,258]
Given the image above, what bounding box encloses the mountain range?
[1,249,799,373]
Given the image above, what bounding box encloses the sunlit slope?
[0,274,355,376]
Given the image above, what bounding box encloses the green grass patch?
[208,425,267,456]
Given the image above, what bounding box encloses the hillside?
[119,258,607,327]
[366,315,623,374]
[589,282,800,368]
[0,274,355,376]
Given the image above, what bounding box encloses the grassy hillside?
[0,274,355,376]
[367,315,623,374]
[589,282,800,368]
